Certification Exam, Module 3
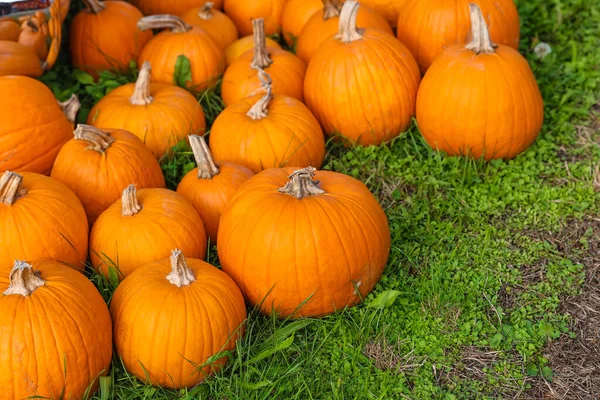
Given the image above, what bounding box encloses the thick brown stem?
[323,0,342,19]
[189,134,219,179]
[83,0,106,14]
[137,15,191,33]
[246,69,273,120]
[335,0,362,43]
[74,125,115,153]
[58,94,81,124]
[0,171,26,205]
[3,261,45,297]
[250,18,273,69]
[278,167,325,199]
[465,3,497,54]
[166,249,195,287]
[130,62,153,106]
[25,19,38,32]
[121,184,142,216]
[198,2,214,20]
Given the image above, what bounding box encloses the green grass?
[40,0,600,398]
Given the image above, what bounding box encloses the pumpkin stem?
[246,69,272,120]
[137,15,192,34]
[336,0,363,43]
[74,125,116,153]
[130,61,154,106]
[121,184,142,216]
[198,2,214,20]
[0,171,26,205]
[465,3,498,55]
[278,167,325,199]
[250,18,273,69]
[189,134,219,179]
[83,0,106,14]
[25,18,39,32]
[58,94,81,124]
[323,0,342,19]
[3,261,45,297]
[166,249,196,288]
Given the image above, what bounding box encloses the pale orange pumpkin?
[0,19,21,41]
[0,41,44,77]
[223,0,286,36]
[224,34,281,66]
[17,14,49,61]
[130,0,223,15]
[180,2,238,49]
[281,0,323,46]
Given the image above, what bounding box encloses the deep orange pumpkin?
[224,34,281,66]
[223,0,286,36]
[360,0,406,27]
[281,0,323,46]
[0,19,21,41]
[130,0,223,15]
[416,4,544,160]
[0,41,44,77]
[17,13,48,61]
[180,2,238,49]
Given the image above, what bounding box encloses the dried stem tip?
[121,184,142,216]
[3,261,45,297]
[189,134,219,179]
[74,125,116,153]
[278,167,326,199]
[167,249,196,287]
[465,3,498,55]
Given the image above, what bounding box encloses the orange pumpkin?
[416,4,544,160]
[0,76,79,173]
[221,18,306,107]
[0,171,89,275]
[51,125,166,225]
[210,72,325,173]
[70,0,153,78]
[88,62,206,159]
[17,14,48,61]
[137,15,225,93]
[180,2,238,49]
[218,166,391,318]
[111,249,247,389]
[224,34,281,66]
[0,19,20,41]
[60,0,72,22]
[223,0,286,36]
[177,135,253,245]
[360,0,406,27]
[296,0,391,64]
[90,185,208,280]
[130,0,223,15]
[396,0,520,72]
[0,41,44,77]
[281,0,323,46]
[304,1,420,146]
[0,260,112,399]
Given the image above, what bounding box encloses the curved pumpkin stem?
[250,18,273,69]
[246,69,272,120]
[278,167,325,199]
[167,249,196,287]
[137,15,192,34]
[189,134,219,179]
[323,0,342,19]
[83,0,106,14]
[3,261,45,297]
[58,94,81,124]
[130,62,154,106]
[336,0,362,43]
[121,184,142,216]
[0,171,25,205]
[198,2,214,20]
[74,125,116,153]
[465,4,497,55]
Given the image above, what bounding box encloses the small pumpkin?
[90,185,208,280]
[0,76,80,173]
[137,15,225,93]
[130,0,223,16]
[88,62,206,159]
[51,125,166,225]
[0,171,89,275]
[396,0,520,72]
[210,71,325,173]
[0,260,113,399]
[180,2,238,49]
[0,18,21,41]
[177,135,253,245]
[17,14,49,61]
[70,0,153,78]
[223,0,286,36]
[304,1,420,146]
[0,40,44,77]
[359,0,406,27]
[280,0,323,46]
[218,166,391,318]
[111,249,247,389]
[416,4,544,160]
[221,18,306,107]
[224,34,281,66]
[295,0,392,64]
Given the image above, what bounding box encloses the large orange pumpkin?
[90,185,208,280]
[70,0,153,78]
[130,0,223,15]
[223,0,286,36]
[295,0,391,64]
[177,135,253,245]
[210,71,325,173]
[0,19,20,41]
[360,0,406,27]
[224,34,281,66]
[0,171,89,276]
[180,2,238,49]
[111,249,247,389]
[0,260,113,399]
[221,18,306,107]
[218,166,391,318]
[304,1,420,146]
[137,15,225,93]
[396,0,520,72]
[51,125,166,225]
[0,76,79,174]
[88,62,206,159]
[281,0,323,46]
[416,4,544,160]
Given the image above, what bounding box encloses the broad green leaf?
[173,55,192,88]
[367,290,402,309]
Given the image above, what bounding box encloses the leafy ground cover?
[42,0,600,398]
